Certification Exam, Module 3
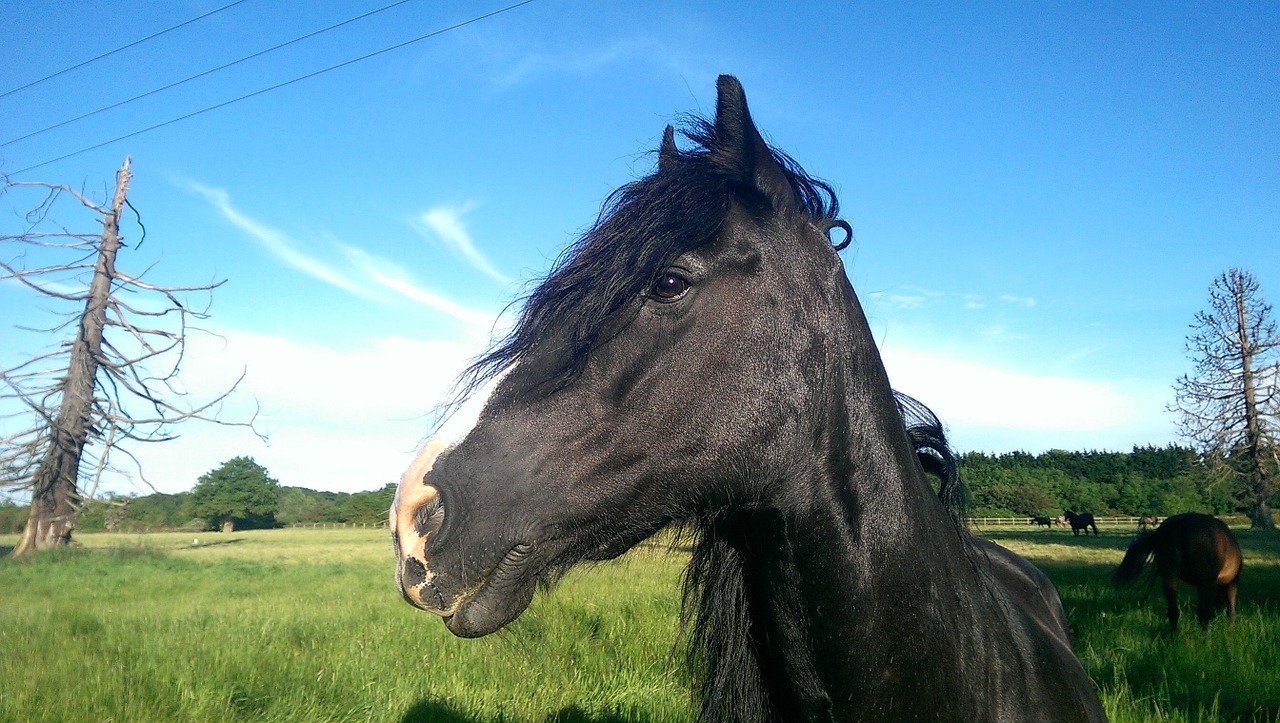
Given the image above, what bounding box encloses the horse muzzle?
[391,439,542,638]
[391,440,450,614]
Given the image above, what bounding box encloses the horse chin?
[442,543,540,638]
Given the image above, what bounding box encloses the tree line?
[3,444,1271,535]
[958,444,1241,518]
[1,456,394,534]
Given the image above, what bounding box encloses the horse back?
[1210,524,1243,585]
[967,538,1106,720]
[1162,514,1242,587]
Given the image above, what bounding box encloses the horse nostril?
[414,495,445,539]
[394,480,445,570]
[394,441,452,603]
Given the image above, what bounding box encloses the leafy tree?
[276,487,331,525]
[120,492,193,531]
[189,457,279,532]
[275,484,396,526]
[958,446,1216,518]
[1171,268,1280,529]
[345,484,397,524]
[0,500,27,534]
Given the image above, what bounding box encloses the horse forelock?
[449,112,843,409]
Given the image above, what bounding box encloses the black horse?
[1031,515,1054,528]
[1113,512,1241,630]
[1064,510,1099,536]
[392,76,1104,722]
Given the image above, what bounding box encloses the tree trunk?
[1250,497,1275,530]
[1234,276,1276,530]
[10,158,131,557]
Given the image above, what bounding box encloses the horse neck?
[694,284,990,719]
[704,456,982,719]
[812,276,962,554]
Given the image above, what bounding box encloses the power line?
[0,0,254,101]
[8,0,540,177]
[2,0,420,148]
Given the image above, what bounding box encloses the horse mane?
[895,391,969,522]
[448,116,841,409]
[681,393,967,722]
[681,523,773,722]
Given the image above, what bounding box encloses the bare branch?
[1170,267,1280,529]
[3,160,264,554]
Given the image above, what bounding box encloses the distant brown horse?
[1113,512,1242,630]
[1137,515,1158,531]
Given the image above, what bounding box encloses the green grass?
[988,528,1280,723]
[0,529,690,722]
[1,526,1277,721]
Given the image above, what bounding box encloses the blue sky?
[2,1,1277,496]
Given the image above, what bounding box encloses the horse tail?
[894,391,969,524]
[1113,529,1160,586]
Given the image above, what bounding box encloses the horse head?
[390,76,861,637]
[388,76,1105,723]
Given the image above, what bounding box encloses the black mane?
[681,389,967,722]
[453,117,841,404]
[896,391,969,521]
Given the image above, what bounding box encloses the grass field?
[1,525,1277,722]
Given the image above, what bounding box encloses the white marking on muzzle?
[392,438,449,563]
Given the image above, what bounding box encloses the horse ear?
[659,125,678,172]
[713,75,795,211]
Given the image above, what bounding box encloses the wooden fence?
[285,518,1149,531]
[966,516,1149,528]
[287,522,389,529]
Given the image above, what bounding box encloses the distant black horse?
[1064,510,1099,536]
[1031,516,1054,528]
[1113,512,1241,630]
[392,76,1104,721]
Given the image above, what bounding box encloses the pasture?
[1,525,1277,722]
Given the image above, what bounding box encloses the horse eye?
[651,273,690,302]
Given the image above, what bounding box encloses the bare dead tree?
[1170,268,1279,529]
[1,157,260,556]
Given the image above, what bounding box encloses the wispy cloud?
[341,245,496,333]
[186,181,375,300]
[186,181,496,332]
[998,294,1036,308]
[411,203,510,285]
[872,289,1037,312]
[491,38,686,89]
[978,324,1030,343]
[882,294,929,309]
[869,286,944,310]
